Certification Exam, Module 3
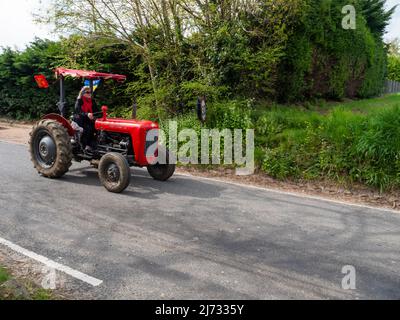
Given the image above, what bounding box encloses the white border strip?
[0,237,103,287]
[177,172,400,215]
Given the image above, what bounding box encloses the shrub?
[277,0,390,102]
[260,102,400,191]
[207,100,253,130]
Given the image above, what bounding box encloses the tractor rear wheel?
[29,119,72,178]
[147,146,175,181]
[98,153,131,193]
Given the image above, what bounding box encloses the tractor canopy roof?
[55,68,126,82]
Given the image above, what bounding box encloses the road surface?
[0,141,399,299]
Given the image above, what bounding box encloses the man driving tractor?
[74,86,99,152]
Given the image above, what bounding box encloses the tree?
[360,0,397,39]
[37,0,188,109]
[387,39,400,82]
[387,38,400,56]
[37,0,303,108]
[0,39,76,119]
[32,0,396,114]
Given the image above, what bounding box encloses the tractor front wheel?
[29,119,73,178]
[147,147,175,181]
[98,153,131,193]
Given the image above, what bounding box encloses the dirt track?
[0,121,32,145]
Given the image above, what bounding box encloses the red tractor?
[29,68,175,193]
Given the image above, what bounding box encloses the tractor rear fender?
[42,114,75,136]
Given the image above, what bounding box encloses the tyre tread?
[29,119,73,178]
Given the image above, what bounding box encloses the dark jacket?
[74,98,99,127]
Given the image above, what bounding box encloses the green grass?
[252,93,400,115]
[251,94,400,191]
[0,267,10,284]
[180,93,400,191]
[313,93,400,113]
[31,288,54,300]
[0,265,56,300]
[58,93,400,191]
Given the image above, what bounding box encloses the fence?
[385,80,400,94]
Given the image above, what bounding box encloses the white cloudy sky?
[386,0,400,41]
[0,0,55,49]
[0,0,399,50]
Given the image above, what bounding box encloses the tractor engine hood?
[95,118,158,132]
[95,118,159,166]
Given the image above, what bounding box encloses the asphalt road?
[0,141,399,299]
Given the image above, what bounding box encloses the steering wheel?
[92,111,104,119]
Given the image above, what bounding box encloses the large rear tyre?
[99,153,131,193]
[147,146,175,181]
[29,119,73,178]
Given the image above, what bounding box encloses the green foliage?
[0,37,134,119]
[388,55,400,82]
[0,40,70,119]
[259,95,400,191]
[207,100,253,130]
[277,0,392,102]
[0,266,56,300]
[30,288,54,300]
[0,267,10,284]
[360,0,397,38]
[0,1,395,120]
[388,38,400,56]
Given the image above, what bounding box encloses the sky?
[0,0,399,50]
[386,0,400,41]
[0,0,55,50]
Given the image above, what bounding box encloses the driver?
[74,86,99,152]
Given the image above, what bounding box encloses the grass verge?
[162,94,400,192]
[0,266,55,300]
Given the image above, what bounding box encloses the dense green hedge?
[0,38,131,119]
[0,0,394,119]
[277,0,389,102]
[0,41,64,119]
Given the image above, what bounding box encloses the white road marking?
[0,236,103,287]
[176,172,400,215]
